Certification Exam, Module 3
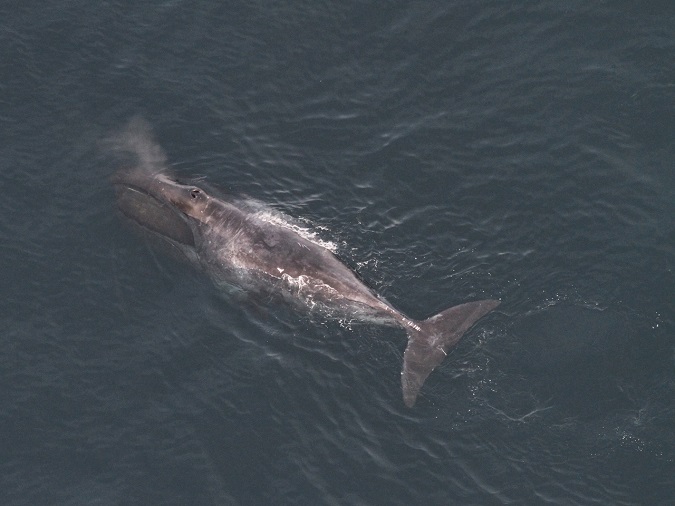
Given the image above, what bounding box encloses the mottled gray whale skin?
[111,118,500,407]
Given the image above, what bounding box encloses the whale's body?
[111,119,500,407]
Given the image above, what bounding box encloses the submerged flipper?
[401,299,500,407]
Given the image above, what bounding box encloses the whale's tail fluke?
[401,299,500,407]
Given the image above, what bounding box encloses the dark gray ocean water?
[1,2,673,505]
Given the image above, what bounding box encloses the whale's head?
[153,174,212,221]
[113,168,214,247]
[108,117,218,248]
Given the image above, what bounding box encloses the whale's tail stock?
[401,299,500,407]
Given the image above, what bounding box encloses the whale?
[110,118,500,407]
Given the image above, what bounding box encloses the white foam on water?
[254,209,339,253]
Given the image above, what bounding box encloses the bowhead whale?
[111,119,500,407]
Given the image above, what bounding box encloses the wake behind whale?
[110,118,500,407]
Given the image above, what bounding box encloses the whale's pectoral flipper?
[401,299,500,407]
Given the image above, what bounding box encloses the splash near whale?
[110,118,500,407]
